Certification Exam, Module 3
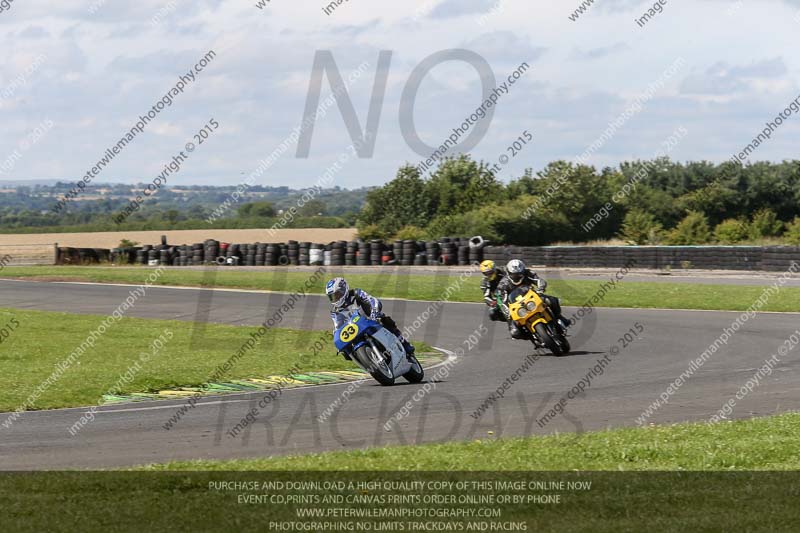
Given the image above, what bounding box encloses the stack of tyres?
[77,248,96,264]
[393,240,403,264]
[299,242,311,266]
[330,241,345,266]
[426,241,440,264]
[176,246,187,266]
[169,247,179,266]
[345,241,357,266]
[357,241,370,266]
[255,243,266,266]
[287,241,299,266]
[370,240,383,265]
[204,240,219,265]
[191,243,203,265]
[414,247,427,266]
[136,247,148,265]
[245,244,256,266]
[147,247,158,265]
[440,239,457,266]
[112,248,135,265]
[279,244,289,265]
[219,242,230,264]
[265,244,280,266]
[458,244,469,266]
[401,240,416,266]
[469,237,483,265]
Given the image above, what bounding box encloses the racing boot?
[399,336,415,357]
[508,321,525,340]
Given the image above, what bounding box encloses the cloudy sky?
[1,0,799,189]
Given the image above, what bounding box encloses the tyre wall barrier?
[51,239,800,272]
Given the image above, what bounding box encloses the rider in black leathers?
[480,260,507,322]
[497,259,571,339]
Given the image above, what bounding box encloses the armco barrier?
[0,244,58,266]
[483,245,798,272]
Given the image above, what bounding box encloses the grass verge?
[0,307,366,411]
[3,265,800,312]
[144,412,800,471]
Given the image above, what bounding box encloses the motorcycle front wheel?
[533,322,564,356]
[355,343,395,386]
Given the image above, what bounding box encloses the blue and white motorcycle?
[334,311,424,386]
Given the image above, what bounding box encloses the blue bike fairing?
[333,312,382,352]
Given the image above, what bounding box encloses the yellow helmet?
[480,260,496,280]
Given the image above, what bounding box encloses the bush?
[785,217,800,245]
[748,208,783,240]
[393,225,426,241]
[618,209,663,245]
[667,211,711,245]
[714,218,748,244]
[357,224,387,241]
[118,239,139,248]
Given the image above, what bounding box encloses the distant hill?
[0,182,372,233]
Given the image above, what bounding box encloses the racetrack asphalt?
[1,279,798,470]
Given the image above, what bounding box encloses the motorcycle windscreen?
[508,284,533,302]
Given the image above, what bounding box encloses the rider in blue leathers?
[326,277,415,357]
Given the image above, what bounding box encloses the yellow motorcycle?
[507,285,570,356]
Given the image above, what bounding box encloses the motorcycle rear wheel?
[404,354,424,383]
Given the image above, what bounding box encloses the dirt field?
[0,228,358,249]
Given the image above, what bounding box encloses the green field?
[0,307,356,411]
[3,265,800,312]
[144,412,800,471]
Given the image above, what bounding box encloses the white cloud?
[0,0,797,186]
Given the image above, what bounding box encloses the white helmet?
[325,277,349,308]
[506,259,526,285]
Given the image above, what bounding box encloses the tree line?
[357,155,800,245]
